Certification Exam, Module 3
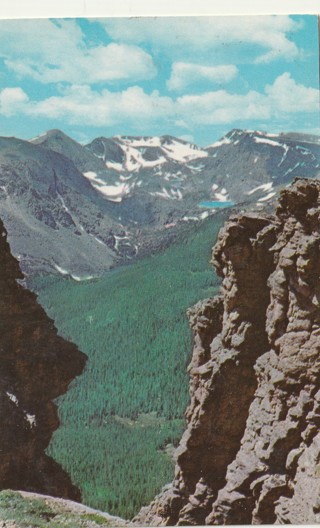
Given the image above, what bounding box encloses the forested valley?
[30,212,227,518]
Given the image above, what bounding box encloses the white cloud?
[176,73,318,126]
[1,74,317,133]
[0,19,156,84]
[0,87,29,116]
[265,72,319,113]
[177,90,271,125]
[167,63,238,91]
[26,85,175,127]
[100,16,300,63]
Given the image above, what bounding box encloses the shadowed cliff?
[135,178,320,525]
[0,219,87,501]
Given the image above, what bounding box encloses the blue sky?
[0,15,318,145]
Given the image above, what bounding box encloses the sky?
[0,15,319,146]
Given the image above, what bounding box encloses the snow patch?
[182,215,199,222]
[258,192,276,202]
[57,192,70,213]
[187,163,205,172]
[278,145,289,166]
[200,211,209,219]
[54,264,69,276]
[0,185,8,196]
[95,183,130,202]
[123,145,166,171]
[118,136,161,148]
[283,163,300,177]
[208,137,232,148]
[247,183,273,195]
[254,137,283,148]
[296,146,312,156]
[6,392,18,405]
[150,187,183,200]
[164,172,185,181]
[162,139,208,163]
[114,234,129,251]
[71,274,94,282]
[83,171,130,202]
[29,132,47,142]
[214,191,230,202]
[94,236,105,245]
[119,174,133,181]
[83,171,99,181]
[25,413,36,428]
[105,161,123,171]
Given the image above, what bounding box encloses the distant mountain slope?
[30,129,107,173]
[86,134,208,171]
[0,136,122,275]
[204,129,320,197]
[0,128,319,276]
[84,129,320,209]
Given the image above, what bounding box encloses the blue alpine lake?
[198,200,235,208]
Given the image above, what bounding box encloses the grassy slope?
[0,490,126,527]
[30,212,226,519]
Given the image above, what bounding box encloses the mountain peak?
[30,129,76,144]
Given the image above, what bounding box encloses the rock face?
[135,178,320,525]
[0,219,86,500]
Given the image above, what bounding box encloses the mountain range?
[0,128,319,276]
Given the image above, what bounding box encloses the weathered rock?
[0,219,87,501]
[135,178,320,525]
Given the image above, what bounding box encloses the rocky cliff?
[135,178,320,525]
[0,219,86,500]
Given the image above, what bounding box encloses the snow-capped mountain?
[86,135,208,172]
[85,129,320,206]
[1,128,319,277]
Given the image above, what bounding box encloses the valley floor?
[29,212,226,519]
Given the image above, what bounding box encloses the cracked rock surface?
[135,178,320,525]
[0,219,87,501]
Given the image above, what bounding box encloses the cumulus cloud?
[0,87,29,116]
[176,73,318,126]
[265,72,319,113]
[26,85,175,127]
[167,63,238,91]
[1,74,317,132]
[100,16,300,63]
[177,90,270,125]
[0,19,156,84]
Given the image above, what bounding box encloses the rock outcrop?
[0,219,86,500]
[135,178,320,525]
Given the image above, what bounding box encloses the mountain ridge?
[1,128,319,276]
